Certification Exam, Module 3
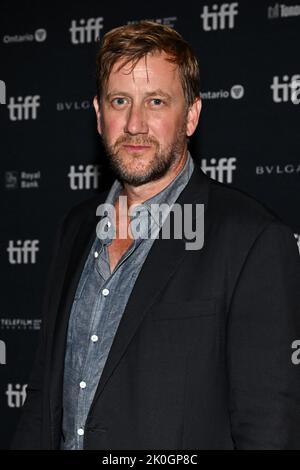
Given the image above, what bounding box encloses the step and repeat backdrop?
[0,0,299,449]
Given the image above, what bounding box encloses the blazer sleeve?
[10,214,66,449]
[227,220,300,449]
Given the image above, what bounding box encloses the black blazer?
[12,162,300,449]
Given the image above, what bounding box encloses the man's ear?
[93,95,102,135]
[186,97,202,137]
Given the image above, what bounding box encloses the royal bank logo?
[0,318,42,331]
[200,84,244,100]
[6,384,27,408]
[5,170,41,189]
[256,164,300,175]
[271,75,300,104]
[268,3,300,19]
[0,340,6,365]
[5,171,18,189]
[201,157,237,183]
[7,240,39,264]
[68,164,101,190]
[0,80,6,104]
[69,17,103,44]
[3,28,47,44]
[294,233,300,255]
[127,16,177,27]
[200,2,239,31]
[56,100,92,111]
[8,95,40,120]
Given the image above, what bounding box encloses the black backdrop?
[1,0,299,450]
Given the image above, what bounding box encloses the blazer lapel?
[49,193,108,443]
[88,163,210,412]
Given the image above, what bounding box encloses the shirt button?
[102,288,109,296]
[91,335,98,342]
[79,381,87,389]
[94,251,99,258]
[77,428,84,436]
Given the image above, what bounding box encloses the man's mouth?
[122,144,152,151]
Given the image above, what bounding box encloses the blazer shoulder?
[207,177,281,228]
[61,190,109,230]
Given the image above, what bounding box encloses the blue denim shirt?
[61,153,194,449]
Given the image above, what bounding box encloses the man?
[12,21,300,450]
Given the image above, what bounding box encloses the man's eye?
[151,98,164,106]
[112,97,127,107]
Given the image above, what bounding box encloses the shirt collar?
[98,151,194,240]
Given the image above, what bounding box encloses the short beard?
[102,122,188,187]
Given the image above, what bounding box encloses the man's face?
[94,51,201,186]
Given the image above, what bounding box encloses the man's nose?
[124,104,148,135]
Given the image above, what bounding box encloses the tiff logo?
[69,17,103,44]
[7,240,39,264]
[0,340,6,365]
[201,2,239,31]
[6,384,27,408]
[0,80,6,104]
[68,164,100,190]
[271,75,300,104]
[201,157,237,183]
[8,95,40,120]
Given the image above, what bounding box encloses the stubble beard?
[102,121,188,187]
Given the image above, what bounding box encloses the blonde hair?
[96,21,200,107]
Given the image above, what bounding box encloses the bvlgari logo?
[256,164,300,175]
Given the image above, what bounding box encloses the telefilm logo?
[0,80,6,104]
[68,164,101,190]
[200,2,239,31]
[271,75,300,104]
[7,240,39,264]
[201,157,237,183]
[0,318,42,331]
[0,340,6,365]
[127,17,177,27]
[8,95,40,120]
[5,170,41,189]
[295,233,300,255]
[3,28,47,44]
[69,17,103,44]
[256,163,300,176]
[200,84,244,100]
[268,3,300,18]
[6,384,27,408]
